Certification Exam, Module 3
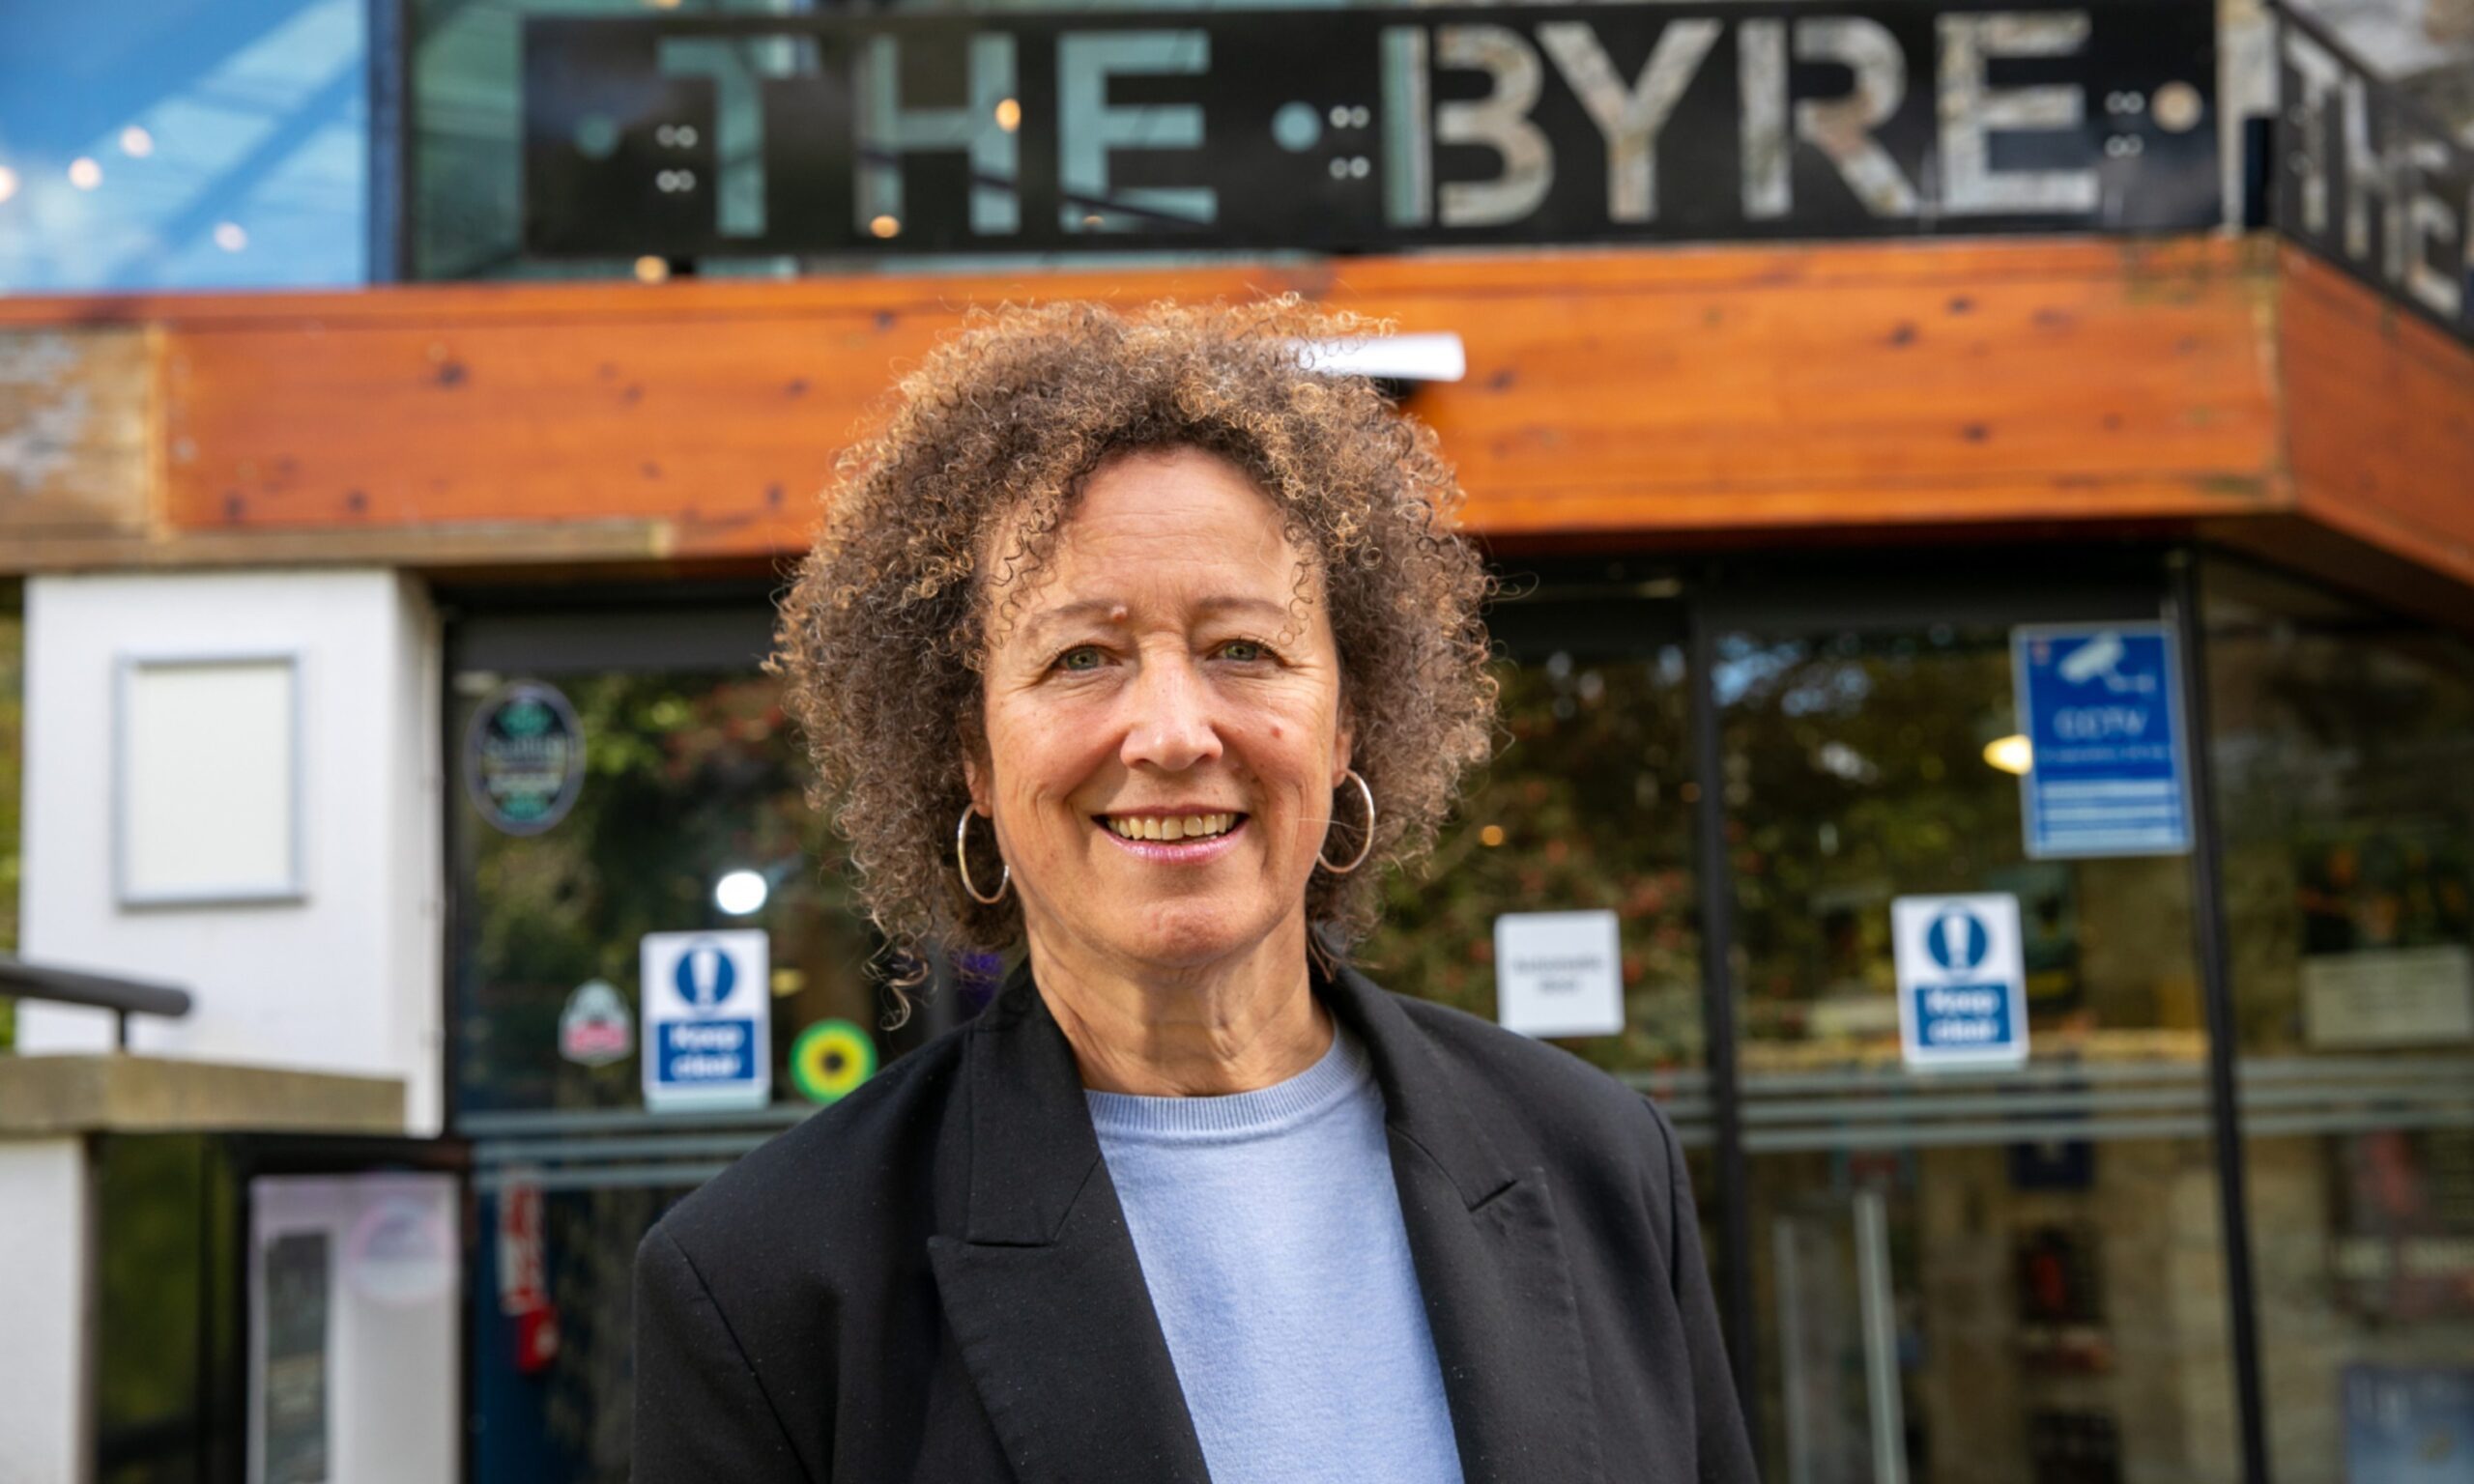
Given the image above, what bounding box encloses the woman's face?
[967,445,1352,976]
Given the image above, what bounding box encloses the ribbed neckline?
[1085,1020,1373,1144]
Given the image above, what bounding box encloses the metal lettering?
[1740,21,1790,218]
[658,35,816,239]
[2402,141,2461,318]
[1382,27,1434,228]
[2340,71,2400,275]
[1435,24,1552,228]
[1798,19,1921,216]
[1057,31,1216,232]
[1939,13,2098,214]
[856,34,1020,236]
[2282,26,2345,237]
[1538,19,1719,223]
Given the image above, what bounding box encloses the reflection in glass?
[1365,642,1704,1086]
[2204,559,2474,1483]
[1721,618,2237,1483]
[451,669,882,1117]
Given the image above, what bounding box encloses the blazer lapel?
[927,973,1212,1484]
[1326,965,1611,1484]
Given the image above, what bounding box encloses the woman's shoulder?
[645,1013,974,1273]
[1372,981,1685,1174]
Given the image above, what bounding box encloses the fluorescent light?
[714,870,768,916]
[1293,331,1467,385]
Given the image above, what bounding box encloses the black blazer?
[632,963,1757,1484]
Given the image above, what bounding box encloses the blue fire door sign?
[641,929,771,1112]
[2011,623,2192,860]
[1891,893,2029,1070]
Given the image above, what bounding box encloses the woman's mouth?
[1095,811,1248,859]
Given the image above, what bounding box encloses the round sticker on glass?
[465,680,585,835]
[791,1019,877,1104]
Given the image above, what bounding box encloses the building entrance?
[1710,580,2241,1484]
[441,555,2474,1484]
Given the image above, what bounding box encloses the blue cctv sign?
[641,929,772,1112]
[2011,623,2192,859]
[1891,893,2028,1070]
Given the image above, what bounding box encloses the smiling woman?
[633,299,1756,1484]
[772,300,1494,976]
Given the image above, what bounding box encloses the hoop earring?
[1317,769,1376,875]
[955,805,1011,905]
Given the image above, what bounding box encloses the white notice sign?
[1494,910,1625,1039]
[1890,894,2029,1070]
[641,929,772,1112]
[2301,947,2474,1049]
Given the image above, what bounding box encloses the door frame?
[1677,544,2269,1484]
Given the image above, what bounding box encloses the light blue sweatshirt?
[1086,1022,1469,1484]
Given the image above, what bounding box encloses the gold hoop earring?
[955,805,1010,905]
[1317,769,1376,875]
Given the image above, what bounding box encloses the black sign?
[464,679,585,836]
[2276,12,2474,350]
[523,1,2218,259]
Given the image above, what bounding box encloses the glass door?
[1708,568,2243,1484]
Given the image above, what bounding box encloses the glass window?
[409,0,1364,283]
[472,1178,684,1482]
[450,662,899,1120]
[416,0,875,282]
[2203,558,2474,1484]
[1718,606,2241,1484]
[1362,578,1706,1134]
[1,585,19,1050]
[0,0,367,291]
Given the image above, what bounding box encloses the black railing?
[0,956,192,1049]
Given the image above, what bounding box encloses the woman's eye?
[1055,646,1106,672]
[1218,641,1265,663]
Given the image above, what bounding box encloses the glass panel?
[450,666,886,1120]
[1362,585,1705,1134]
[409,0,1366,282]
[93,1136,213,1484]
[248,1175,460,1484]
[473,1180,688,1484]
[1,589,20,1049]
[2203,559,2474,1484]
[0,0,367,291]
[1721,616,2241,1484]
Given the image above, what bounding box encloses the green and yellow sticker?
[790,1019,877,1104]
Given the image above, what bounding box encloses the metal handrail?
[0,956,192,1049]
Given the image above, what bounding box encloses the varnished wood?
[5,233,2467,635]
[0,236,2290,569]
[2279,243,2474,594]
[0,327,155,541]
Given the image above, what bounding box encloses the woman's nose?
[1119,657,1223,773]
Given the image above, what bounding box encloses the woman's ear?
[1331,701,1356,786]
[962,751,991,814]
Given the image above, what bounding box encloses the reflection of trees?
[1366,653,1704,1076]
[93,1136,211,1483]
[2203,580,2474,1053]
[1719,631,2023,1056]
[461,672,872,1112]
[543,1184,668,1483]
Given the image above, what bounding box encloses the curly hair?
[769,297,1496,987]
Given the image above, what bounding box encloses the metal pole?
[2168,551,2270,1484]
[1688,598,1761,1446]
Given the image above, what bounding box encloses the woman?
[632,300,1754,1484]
